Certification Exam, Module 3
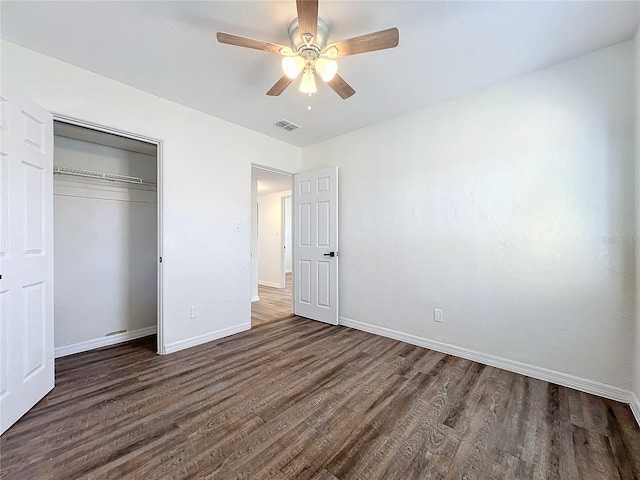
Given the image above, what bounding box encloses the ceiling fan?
[216,0,399,99]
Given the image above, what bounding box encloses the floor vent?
[275,119,301,131]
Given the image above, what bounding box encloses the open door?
[292,167,338,325]
[0,90,54,434]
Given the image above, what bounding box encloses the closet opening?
[52,118,163,355]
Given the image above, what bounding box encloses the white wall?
[54,136,157,349]
[302,41,636,392]
[1,41,302,353]
[257,190,291,287]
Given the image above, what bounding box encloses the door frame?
[251,163,294,311]
[51,114,165,354]
[281,194,292,287]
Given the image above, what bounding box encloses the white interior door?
[292,167,338,325]
[0,90,54,435]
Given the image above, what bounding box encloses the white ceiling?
[2,1,638,147]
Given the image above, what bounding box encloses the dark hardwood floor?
[252,273,292,327]
[1,316,639,479]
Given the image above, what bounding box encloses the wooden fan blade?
[326,74,355,99]
[267,75,295,96]
[217,32,288,54]
[326,27,399,57]
[296,0,318,42]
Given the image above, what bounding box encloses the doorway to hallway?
[251,273,293,326]
[251,165,293,327]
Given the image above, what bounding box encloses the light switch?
[236,221,242,231]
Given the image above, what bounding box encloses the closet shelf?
[53,165,157,187]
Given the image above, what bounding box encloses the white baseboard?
[163,323,251,354]
[55,326,157,358]
[339,317,632,404]
[630,393,640,427]
[258,280,284,288]
[251,295,260,303]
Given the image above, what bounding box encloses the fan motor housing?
[288,17,330,53]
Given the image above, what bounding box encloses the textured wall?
[257,190,291,287]
[303,41,635,390]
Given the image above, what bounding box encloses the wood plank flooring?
[252,273,292,327]
[1,316,639,479]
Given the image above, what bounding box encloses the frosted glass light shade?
[315,58,338,82]
[282,56,304,79]
[299,69,317,94]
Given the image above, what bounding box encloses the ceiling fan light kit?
[282,56,304,79]
[216,0,399,100]
[299,68,317,94]
[315,57,338,82]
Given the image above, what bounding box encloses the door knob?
[323,252,336,257]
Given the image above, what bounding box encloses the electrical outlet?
[190,306,199,319]
[434,308,443,323]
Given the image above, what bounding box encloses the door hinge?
[159,256,162,263]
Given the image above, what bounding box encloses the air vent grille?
[275,119,301,132]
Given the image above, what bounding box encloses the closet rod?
[53,165,157,187]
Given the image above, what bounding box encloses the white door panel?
[0,90,54,435]
[293,167,338,325]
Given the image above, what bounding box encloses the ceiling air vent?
[275,119,301,132]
